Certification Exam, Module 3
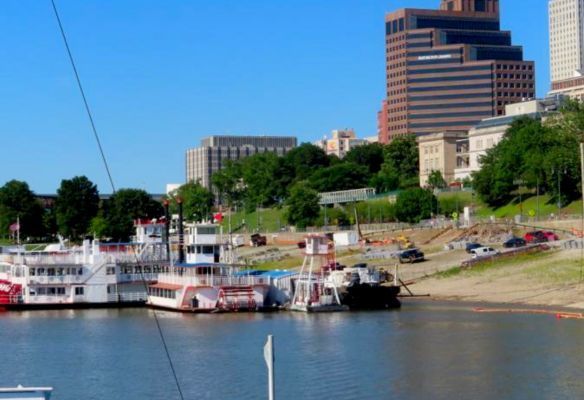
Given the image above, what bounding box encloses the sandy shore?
[409,248,584,310]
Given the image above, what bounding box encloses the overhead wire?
[50,1,185,398]
[50,0,116,194]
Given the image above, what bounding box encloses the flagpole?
[264,335,275,400]
[16,216,20,246]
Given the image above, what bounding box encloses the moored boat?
[0,219,168,311]
[147,222,269,312]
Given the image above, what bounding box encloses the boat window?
[48,288,56,295]
[75,287,84,295]
[78,268,83,275]
[37,287,46,295]
[48,268,55,276]
[57,287,65,295]
[203,246,214,254]
[196,246,202,254]
[29,288,36,296]
[29,268,35,276]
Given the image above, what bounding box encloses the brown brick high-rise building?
[380,0,535,143]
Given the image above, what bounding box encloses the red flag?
[213,212,223,223]
[9,222,19,232]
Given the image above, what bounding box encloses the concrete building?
[417,131,468,187]
[381,0,535,143]
[462,96,567,175]
[549,0,584,99]
[418,96,567,186]
[316,129,367,158]
[185,135,297,189]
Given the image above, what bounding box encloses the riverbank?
[409,248,584,310]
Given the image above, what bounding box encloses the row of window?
[413,16,500,31]
[409,92,491,101]
[388,79,406,88]
[497,82,533,89]
[29,287,67,296]
[29,267,83,276]
[387,33,406,44]
[408,65,493,75]
[408,58,461,67]
[386,18,405,35]
[411,120,479,129]
[409,101,493,111]
[409,74,493,84]
[496,91,535,99]
[496,64,533,71]
[149,288,177,299]
[388,97,406,105]
[409,83,493,93]
[410,111,491,120]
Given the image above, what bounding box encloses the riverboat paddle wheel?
[290,235,348,312]
[216,285,257,311]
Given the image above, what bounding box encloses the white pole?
[16,216,20,246]
[580,143,584,282]
[264,335,275,400]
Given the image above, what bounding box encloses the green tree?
[282,143,330,182]
[427,170,446,190]
[309,162,369,192]
[395,188,437,223]
[284,182,320,228]
[344,143,385,175]
[240,152,281,210]
[473,116,581,207]
[173,182,214,222]
[211,161,244,207]
[105,189,163,241]
[373,135,419,192]
[0,180,45,239]
[55,176,99,240]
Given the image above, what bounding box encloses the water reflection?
[0,302,583,399]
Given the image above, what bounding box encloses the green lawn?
[220,208,287,233]
[474,194,583,219]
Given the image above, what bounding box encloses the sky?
[0,0,550,194]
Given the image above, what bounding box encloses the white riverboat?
[0,219,168,310]
[148,223,269,312]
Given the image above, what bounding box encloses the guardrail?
[460,244,549,269]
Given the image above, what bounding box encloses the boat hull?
[340,284,401,310]
[0,301,146,311]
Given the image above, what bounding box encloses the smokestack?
[163,199,170,261]
[177,197,185,264]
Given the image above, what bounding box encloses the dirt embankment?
[409,248,584,310]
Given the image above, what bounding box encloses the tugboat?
[289,235,348,312]
[328,263,401,310]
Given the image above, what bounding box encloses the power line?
[50,2,185,398]
[50,0,116,194]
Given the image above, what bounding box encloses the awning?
[150,283,182,290]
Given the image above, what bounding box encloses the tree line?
[473,100,584,208]
[0,177,163,243]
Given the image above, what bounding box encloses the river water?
[1,301,584,400]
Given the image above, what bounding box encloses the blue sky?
[0,0,549,194]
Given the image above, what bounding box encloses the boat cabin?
[184,223,222,264]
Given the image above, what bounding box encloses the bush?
[395,188,437,223]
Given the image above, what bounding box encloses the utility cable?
[50,0,116,194]
[50,1,185,398]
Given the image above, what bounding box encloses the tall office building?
[185,135,297,189]
[381,0,535,142]
[549,0,584,99]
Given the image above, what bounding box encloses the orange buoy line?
[473,307,584,319]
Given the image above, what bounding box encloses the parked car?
[398,248,425,263]
[542,231,559,241]
[250,233,267,247]
[503,237,527,248]
[465,242,483,253]
[470,247,499,259]
[524,231,548,244]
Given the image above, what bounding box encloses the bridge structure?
[318,188,376,205]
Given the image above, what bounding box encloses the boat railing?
[29,275,85,285]
[21,253,83,266]
[27,295,70,304]
[156,273,269,287]
[107,292,148,302]
[117,273,158,283]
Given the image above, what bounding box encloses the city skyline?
[1,0,550,193]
